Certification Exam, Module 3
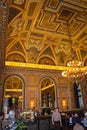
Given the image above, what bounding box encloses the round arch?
[39,76,58,111]
[3,74,25,112]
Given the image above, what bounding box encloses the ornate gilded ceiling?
[6,0,87,67]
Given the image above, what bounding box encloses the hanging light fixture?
[62,61,87,82]
[62,22,87,82]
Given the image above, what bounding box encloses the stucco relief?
[27,47,39,63]
[24,39,44,51]
[9,18,24,36]
[54,44,70,55]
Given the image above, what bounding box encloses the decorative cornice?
[5,61,68,71]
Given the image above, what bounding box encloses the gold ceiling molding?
[72,0,87,4]
[5,61,70,71]
[3,0,87,68]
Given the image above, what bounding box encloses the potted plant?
[15,117,25,130]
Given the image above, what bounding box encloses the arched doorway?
[3,75,25,112]
[40,77,57,110]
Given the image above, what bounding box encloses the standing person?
[52,107,62,130]
[72,113,80,126]
[62,113,69,130]
[83,112,87,130]
[69,114,73,130]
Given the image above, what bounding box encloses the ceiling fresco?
[6,0,87,67]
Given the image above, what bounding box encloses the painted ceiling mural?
[6,0,87,66]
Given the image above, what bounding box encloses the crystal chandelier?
[62,60,87,82]
[61,22,87,82]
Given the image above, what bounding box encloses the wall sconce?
[30,100,34,109]
[62,99,67,108]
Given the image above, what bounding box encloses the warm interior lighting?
[19,96,22,99]
[62,60,87,81]
[5,95,11,98]
[5,89,22,92]
[61,22,87,82]
[41,84,54,91]
[5,61,68,71]
[62,99,67,107]
[30,100,34,108]
[67,60,82,67]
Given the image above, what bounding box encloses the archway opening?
[40,77,57,112]
[3,76,24,113]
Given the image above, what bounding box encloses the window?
[74,83,83,108]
